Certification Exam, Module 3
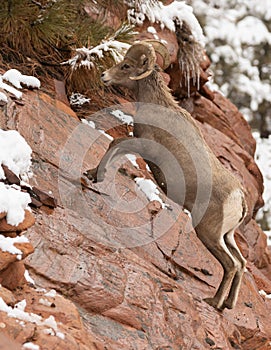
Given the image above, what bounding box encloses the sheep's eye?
[121,63,130,70]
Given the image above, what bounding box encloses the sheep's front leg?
[85,137,143,183]
[85,137,130,183]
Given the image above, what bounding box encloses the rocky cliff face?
[1,18,271,350]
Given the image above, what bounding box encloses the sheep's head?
[101,40,170,89]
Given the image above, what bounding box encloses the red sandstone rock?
[0,260,26,290]
[1,23,271,349]
[0,83,270,348]
[1,164,20,185]
[0,285,102,350]
[0,285,16,305]
[0,242,34,290]
[0,242,34,271]
[0,210,35,232]
[31,186,57,208]
[0,333,21,350]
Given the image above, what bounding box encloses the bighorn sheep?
[89,41,247,310]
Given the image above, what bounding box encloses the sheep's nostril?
[101,72,105,78]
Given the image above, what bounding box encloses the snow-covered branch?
[63,40,131,70]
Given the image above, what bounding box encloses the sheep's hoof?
[221,299,234,310]
[203,297,224,311]
[84,168,99,183]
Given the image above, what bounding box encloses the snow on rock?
[3,69,41,89]
[44,289,57,298]
[259,289,271,299]
[135,177,165,208]
[0,129,33,226]
[0,69,40,102]
[81,119,115,140]
[0,234,29,260]
[0,92,8,103]
[0,183,31,226]
[126,154,139,169]
[147,26,157,34]
[0,76,23,99]
[39,298,52,307]
[65,2,204,77]
[23,343,40,350]
[127,0,205,45]
[110,109,134,126]
[24,269,35,285]
[147,26,159,39]
[0,297,64,339]
[81,119,96,128]
[0,129,32,181]
[98,130,114,141]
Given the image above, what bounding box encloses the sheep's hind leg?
[222,229,246,309]
[199,235,239,310]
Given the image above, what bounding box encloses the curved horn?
[129,69,153,80]
[128,43,157,81]
[142,39,171,70]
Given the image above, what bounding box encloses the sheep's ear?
[139,54,148,68]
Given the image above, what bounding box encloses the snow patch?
[259,289,271,298]
[147,26,157,34]
[81,119,113,140]
[0,92,8,103]
[39,298,52,307]
[23,342,40,350]
[0,129,32,181]
[24,269,35,285]
[3,69,40,89]
[44,289,57,298]
[0,183,31,226]
[0,76,22,99]
[0,234,29,260]
[0,297,64,339]
[98,130,114,141]
[127,1,205,46]
[135,177,165,208]
[126,154,139,169]
[237,16,271,46]
[110,109,134,125]
[82,119,96,128]
[0,129,32,227]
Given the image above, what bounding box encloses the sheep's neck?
[134,69,201,129]
[135,70,179,111]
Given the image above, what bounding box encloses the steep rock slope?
[0,81,270,349]
[1,7,271,350]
